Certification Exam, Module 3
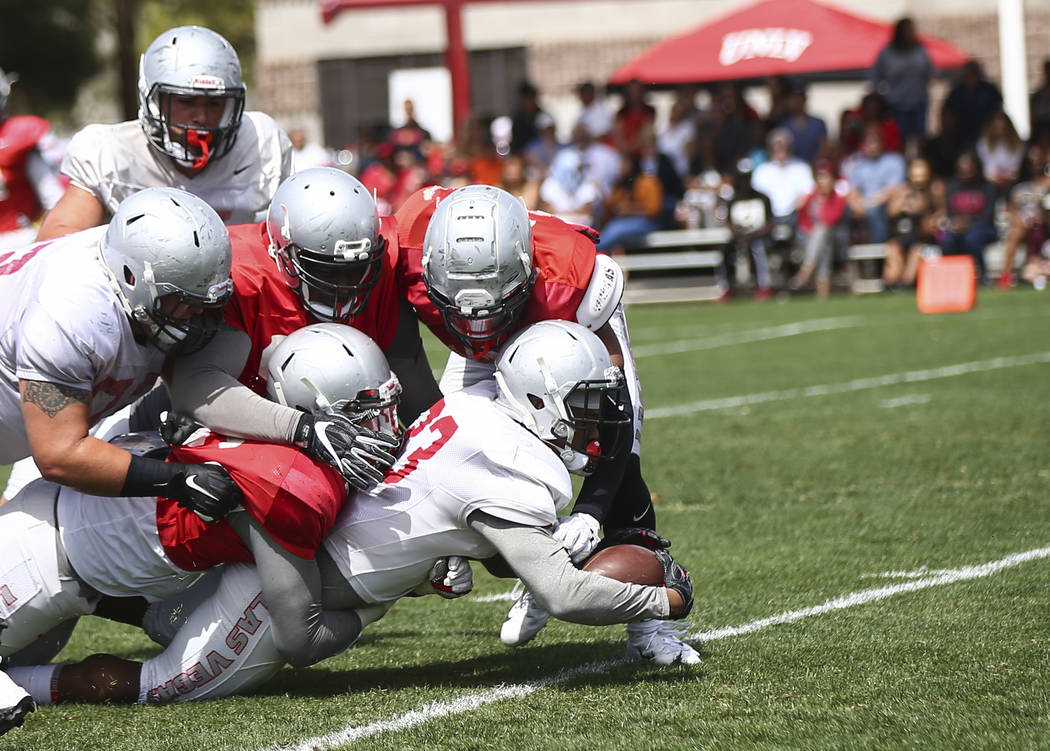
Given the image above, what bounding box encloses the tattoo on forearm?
[21,380,91,418]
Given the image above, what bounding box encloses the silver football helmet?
[422,185,535,358]
[266,168,384,322]
[138,26,246,170]
[99,187,233,354]
[494,320,629,475]
[0,67,11,114]
[266,323,401,436]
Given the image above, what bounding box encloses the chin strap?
[186,129,212,170]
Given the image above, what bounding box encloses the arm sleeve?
[168,324,301,444]
[385,296,442,426]
[239,514,363,668]
[467,511,669,624]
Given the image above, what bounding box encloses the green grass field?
[4,288,1050,750]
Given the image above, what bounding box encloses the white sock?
[5,665,59,705]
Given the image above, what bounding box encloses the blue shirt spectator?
[780,86,827,163]
[845,127,906,243]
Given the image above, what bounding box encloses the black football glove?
[164,462,243,523]
[295,412,399,490]
[593,527,671,554]
[654,549,693,619]
[159,411,205,447]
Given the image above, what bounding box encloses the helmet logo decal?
[187,75,224,89]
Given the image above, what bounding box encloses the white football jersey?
[0,228,166,463]
[62,112,292,224]
[323,388,573,604]
[57,486,194,602]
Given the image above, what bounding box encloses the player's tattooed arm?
[20,380,91,418]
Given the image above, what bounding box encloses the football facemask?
[278,235,385,322]
[427,268,536,359]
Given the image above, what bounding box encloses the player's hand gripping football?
[654,549,694,619]
[415,556,474,598]
[295,411,399,490]
[553,512,602,563]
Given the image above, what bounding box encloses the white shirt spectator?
[577,100,614,140]
[751,158,815,218]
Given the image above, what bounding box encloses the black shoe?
[0,695,35,737]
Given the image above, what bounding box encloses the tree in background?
[0,0,253,123]
[0,0,101,117]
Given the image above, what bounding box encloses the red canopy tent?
[608,0,970,86]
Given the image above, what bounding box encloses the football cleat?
[0,670,35,737]
[625,619,701,666]
[500,581,550,646]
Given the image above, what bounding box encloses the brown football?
[581,544,665,586]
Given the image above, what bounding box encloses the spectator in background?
[944,60,1003,147]
[523,112,560,181]
[713,83,758,173]
[289,128,333,172]
[612,79,656,157]
[658,90,698,180]
[1028,60,1050,138]
[791,160,848,299]
[538,147,601,226]
[780,83,827,164]
[845,127,906,243]
[510,81,547,155]
[595,154,664,254]
[976,110,1024,191]
[575,80,613,140]
[568,121,621,198]
[764,75,793,133]
[389,98,432,159]
[924,104,965,179]
[870,17,932,149]
[883,157,940,288]
[359,141,398,215]
[458,117,505,186]
[720,159,774,301]
[640,131,684,225]
[500,153,540,210]
[751,128,814,226]
[942,149,998,281]
[997,144,1050,289]
[840,93,902,156]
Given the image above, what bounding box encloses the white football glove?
[415,556,474,599]
[553,512,601,564]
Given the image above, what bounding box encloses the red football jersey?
[0,115,51,232]
[224,217,402,393]
[155,434,348,571]
[395,185,598,361]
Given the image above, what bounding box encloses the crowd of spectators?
[331,17,1050,298]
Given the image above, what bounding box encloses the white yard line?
[646,351,1050,419]
[878,394,932,409]
[261,544,1050,751]
[632,317,864,358]
[691,545,1050,642]
[859,567,959,579]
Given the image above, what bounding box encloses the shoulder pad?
[0,115,50,162]
[575,253,624,330]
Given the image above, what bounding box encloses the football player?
[0,67,64,249]
[164,167,438,478]
[15,322,694,706]
[0,324,407,728]
[396,184,699,665]
[0,187,246,733]
[36,25,291,241]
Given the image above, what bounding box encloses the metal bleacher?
[618,227,729,303]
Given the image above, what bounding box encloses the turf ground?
[3,288,1050,750]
